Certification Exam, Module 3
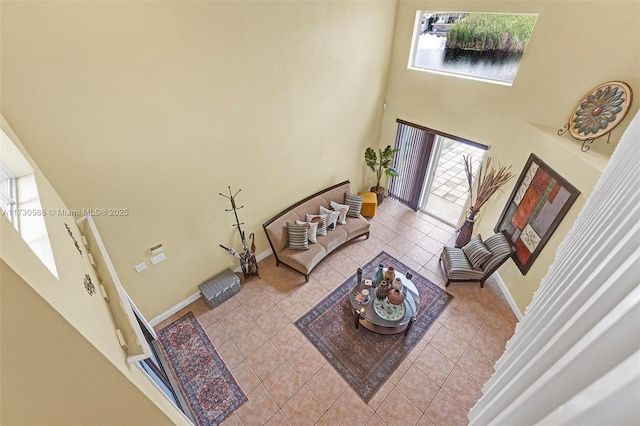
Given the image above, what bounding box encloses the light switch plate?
[134,262,147,272]
[150,252,166,265]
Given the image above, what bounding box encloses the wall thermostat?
[150,244,164,255]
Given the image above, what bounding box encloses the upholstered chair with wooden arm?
[440,230,515,288]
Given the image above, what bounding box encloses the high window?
[408,11,538,86]
[0,163,18,230]
[1,128,58,277]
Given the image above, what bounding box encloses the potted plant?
[365,145,400,205]
[455,155,513,247]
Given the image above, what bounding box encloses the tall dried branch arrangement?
[464,155,513,212]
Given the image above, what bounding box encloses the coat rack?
[219,186,259,281]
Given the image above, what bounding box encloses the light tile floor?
[156,200,518,426]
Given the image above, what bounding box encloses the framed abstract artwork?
[495,154,580,274]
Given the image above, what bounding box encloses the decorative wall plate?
[568,81,633,141]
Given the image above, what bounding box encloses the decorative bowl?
[353,291,371,305]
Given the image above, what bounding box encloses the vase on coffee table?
[376,280,391,300]
[384,266,396,283]
[387,288,405,305]
[373,264,385,287]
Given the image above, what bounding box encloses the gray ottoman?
[199,269,241,309]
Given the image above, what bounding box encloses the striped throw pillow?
[344,192,364,218]
[462,235,492,269]
[286,222,309,250]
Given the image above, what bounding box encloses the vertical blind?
[388,120,435,210]
[468,111,640,425]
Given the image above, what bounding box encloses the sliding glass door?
[388,120,435,210]
[421,137,486,226]
[388,120,487,226]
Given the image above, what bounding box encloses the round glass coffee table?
[349,268,419,335]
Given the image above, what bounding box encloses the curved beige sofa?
[262,181,370,282]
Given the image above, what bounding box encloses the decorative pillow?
[305,213,328,236]
[286,222,309,250]
[344,192,364,218]
[462,235,492,269]
[319,206,340,230]
[296,220,318,243]
[330,201,350,224]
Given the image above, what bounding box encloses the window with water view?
[409,11,538,86]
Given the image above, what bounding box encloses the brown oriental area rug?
[157,312,247,426]
[295,251,452,402]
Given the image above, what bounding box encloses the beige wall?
[1,1,398,318]
[0,261,176,425]
[381,0,639,312]
[1,2,638,420]
[2,0,638,318]
[0,117,189,424]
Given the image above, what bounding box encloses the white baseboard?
[494,272,523,321]
[149,248,274,327]
[256,247,273,262]
[149,291,202,327]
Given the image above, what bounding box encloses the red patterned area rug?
[157,312,247,426]
[296,251,453,402]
